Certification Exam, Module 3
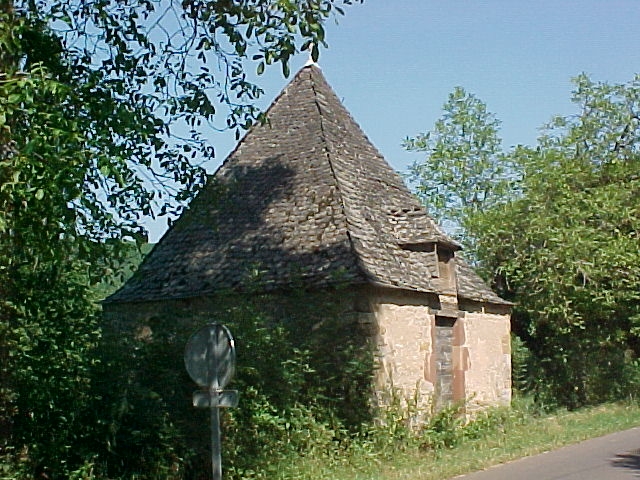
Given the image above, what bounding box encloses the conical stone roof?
[107,65,506,305]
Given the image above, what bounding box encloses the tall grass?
[261,397,640,480]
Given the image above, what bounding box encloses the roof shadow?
[108,155,363,302]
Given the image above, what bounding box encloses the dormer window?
[398,241,438,277]
[436,244,455,290]
[398,240,456,291]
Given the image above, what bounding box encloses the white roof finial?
[304,43,317,67]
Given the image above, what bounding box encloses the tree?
[404,86,514,246]
[477,75,640,407]
[410,76,640,408]
[0,0,361,476]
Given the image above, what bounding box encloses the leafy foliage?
[93,295,374,479]
[408,76,640,408]
[0,0,361,476]
[405,86,515,243]
[479,75,640,407]
[0,15,106,475]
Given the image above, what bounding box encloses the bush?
[90,294,375,479]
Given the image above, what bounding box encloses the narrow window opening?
[435,316,456,409]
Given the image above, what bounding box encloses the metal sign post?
[184,323,238,480]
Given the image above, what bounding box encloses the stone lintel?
[436,293,460,319]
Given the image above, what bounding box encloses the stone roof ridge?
[301,65,460,252]
[305,65,363,277]
[207,65,319,182]
[303,65,402,285]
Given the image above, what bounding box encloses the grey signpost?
[184,323,238,480]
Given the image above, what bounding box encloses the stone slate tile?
[106,65,508,306]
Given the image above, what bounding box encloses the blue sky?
[147,0,640,241]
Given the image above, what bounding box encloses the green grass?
[270,399,640,480]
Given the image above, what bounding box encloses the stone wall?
[458,301,512,408]
[103,289,365,340]
[367,288,511,412]
[103,286,511,418]
[366,288,437,411]
[103,287,379,427]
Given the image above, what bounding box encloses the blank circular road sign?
[184,323,236,390]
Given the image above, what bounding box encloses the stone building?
[104,64,512,411]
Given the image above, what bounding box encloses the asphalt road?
[454,427,640,480]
